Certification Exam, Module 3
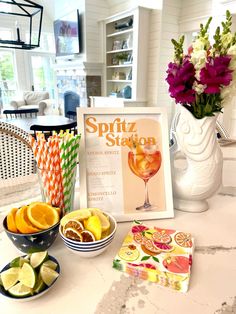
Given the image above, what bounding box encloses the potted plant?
[115,52,130,65]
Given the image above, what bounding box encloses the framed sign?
[77,107,174,222]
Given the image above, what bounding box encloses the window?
[0,49,17,108]
[30,55,55,97]
[27,32,56,97]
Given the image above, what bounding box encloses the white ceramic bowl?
[59,211,117,258]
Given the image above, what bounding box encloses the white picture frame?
[77,107,174,222]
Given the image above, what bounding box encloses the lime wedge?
[33,274,46,294]
[10,257,29,268]
[40,265,59,286]
[0,267,21,290]
[18,263,36,288]
[8,282,32,297]
[30,251,48,269]
[42,260,58,270]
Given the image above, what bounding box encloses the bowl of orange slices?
[3,202,61,253]
[59,208,117,257]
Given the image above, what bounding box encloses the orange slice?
[174,232,193,248]
[7,208,19,233]
[64,227,83,241]
[27,202,59,230]
[81,230,95,242]
[15,206,41,234]
[133,232,144,244]
[63,219,84,234]
[152,231,172,244]
[143,238,162,254]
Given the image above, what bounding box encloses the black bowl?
[0,255,60,301]
[3,217,59,254]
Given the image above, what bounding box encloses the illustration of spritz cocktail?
[128,143,162,210]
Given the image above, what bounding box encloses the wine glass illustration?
[128,143,162,210]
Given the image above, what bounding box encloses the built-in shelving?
[101,7,150,100]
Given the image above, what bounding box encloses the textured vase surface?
[172,106,223,212]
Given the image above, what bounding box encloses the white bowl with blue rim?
[59,212,117,258]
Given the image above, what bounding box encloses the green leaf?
[145,231,153,235]
[134,220,141,225]
[141,256,150,261]
[152,256,160,263]
[113,259,122,270]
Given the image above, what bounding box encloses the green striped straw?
[59,132,81,215]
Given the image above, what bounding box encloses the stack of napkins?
[113,221,194,292]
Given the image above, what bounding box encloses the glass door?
[29,54,55,98]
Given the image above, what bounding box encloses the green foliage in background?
[0,53,14,81]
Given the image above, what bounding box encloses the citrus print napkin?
[113,221,194,292]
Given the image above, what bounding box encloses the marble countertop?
[0,190,236,314]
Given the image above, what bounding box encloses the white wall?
[85,0,109,62]
[156,0,182,124]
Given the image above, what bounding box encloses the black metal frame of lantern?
[0,0,43,50]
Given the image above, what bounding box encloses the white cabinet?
[100,6,150,102]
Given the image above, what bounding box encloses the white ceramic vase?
[171,106,223,212]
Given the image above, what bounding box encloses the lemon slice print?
[118,246,140,261]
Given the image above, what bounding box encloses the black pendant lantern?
[0,0,43,50]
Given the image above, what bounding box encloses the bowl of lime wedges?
[0,251,60,301]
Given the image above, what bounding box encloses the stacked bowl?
[59,209,117,257]
[3,203,60,254]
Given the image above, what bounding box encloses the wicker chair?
[0,122,36,180]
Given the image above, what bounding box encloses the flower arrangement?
[166,11,236,119]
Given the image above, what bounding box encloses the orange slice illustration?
[152,231,172,244]
[174,232,193,248]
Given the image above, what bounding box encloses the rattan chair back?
[0,122,36,179]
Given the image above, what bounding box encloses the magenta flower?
[166,58,196,104]
[200,56,233,94]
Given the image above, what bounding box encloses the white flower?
[227,44,236,70]
[228,44,236,56]
[192,36,210,52]
[221,33,233,49]
[190,49,207,70]
[193,82,206,95]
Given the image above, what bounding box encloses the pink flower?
[200,56,233,93]
[166,58,196,104]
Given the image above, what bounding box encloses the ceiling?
[36,0,55,20]
[34,0,128,20]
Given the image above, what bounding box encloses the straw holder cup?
[37,165,77,215]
